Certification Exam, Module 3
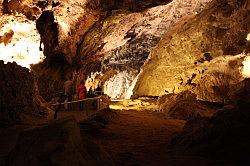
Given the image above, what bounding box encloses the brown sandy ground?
[93,109,186,165]
[0,109,218,166]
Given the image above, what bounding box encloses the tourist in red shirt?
[78,80,87,111]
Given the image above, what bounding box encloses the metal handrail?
[50,96,102,106]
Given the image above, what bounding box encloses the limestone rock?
[74,0,211,98]
[169,79,250,164]
[170,108,250,164]
[0,61,49,127]
[134,0,250,101]
[158,91,216,120]
[2,0,41,20]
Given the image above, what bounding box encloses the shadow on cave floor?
[91,109,217,166]
[0,106,243,166]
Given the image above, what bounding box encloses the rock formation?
[75,0,211,98]
[134,0,250,101]
[0,61,48,127]
[158,90,216,120]
[6,117,113,166]
[169,79,250,164]
[2,0,41,20]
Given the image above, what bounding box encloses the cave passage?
[1,0,250,166]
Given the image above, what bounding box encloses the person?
[63,75,74,111]
[78,80,87,111]
[95,82,103,95]
[54,92,67,119]
[87,86,94,98]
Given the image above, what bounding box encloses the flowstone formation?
[134,0,250,102]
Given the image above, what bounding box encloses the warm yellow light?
[247,33,250,41]
[0,19,44,68]
[241,56,250,78]
[103,71,137,99]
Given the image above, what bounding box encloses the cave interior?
[0,0,250,165]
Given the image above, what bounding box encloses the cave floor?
[51,109,217,165]
[92,109,215,166]
[0,109,218,165]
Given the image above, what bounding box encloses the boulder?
[158,91,216,120]
[79,108,117,135]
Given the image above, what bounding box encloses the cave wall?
[31,0,99,101]
[31,0,210,100]
[2,0,41,20]
[77,0,211,69]
[0,61,38,126]
[75,0,211,98]
[134,0,250,102]
[6,0,248,101]
[85,0,173,12]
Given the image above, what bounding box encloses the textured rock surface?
[2,0,41,20]
[31,63,69,101]
[75,0,211,98]
[158,91,216,120]
[169,80,250,164]
[0,61,45,126]
[85,0,173,12]
[77,0,210,68]
[31,0,98,100]
[134,0,250,101]
[6,117,113,166]
[31,0,212,100]
[33,0,98,64]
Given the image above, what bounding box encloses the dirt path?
[93,110,186,165]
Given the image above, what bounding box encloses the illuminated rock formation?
[0,13,44,68]
[1,0,249,102]
[134,0,250,102]
[76,0,211,98]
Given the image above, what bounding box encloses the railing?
[51,95,102,119]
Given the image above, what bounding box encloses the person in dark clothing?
[87,87,95,98]
[95,83,103,95]
[63,76,74,111]
[54,93,67,119]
